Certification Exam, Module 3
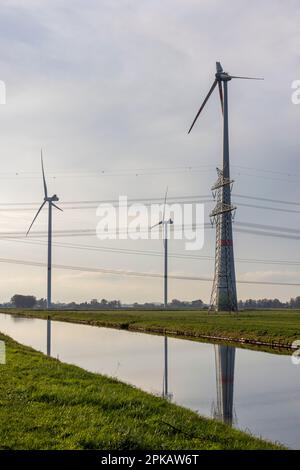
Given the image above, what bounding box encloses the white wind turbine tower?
[26,151,63,309]
[151,188,173,309]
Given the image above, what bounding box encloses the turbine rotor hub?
[46,194,59,202]
[216,72,232,82]
[162,218,173,225]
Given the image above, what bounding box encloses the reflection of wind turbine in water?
[212,345,236,426]
[162,336,172,400]
[47,315,51,356]
[151,188,173,309]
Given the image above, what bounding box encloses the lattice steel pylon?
[188,62,262,312]
[209,168,237,311]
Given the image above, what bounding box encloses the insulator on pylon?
[209,202,236,218]
[211,167,234,192]
[211,177,234,191]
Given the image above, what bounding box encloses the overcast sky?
[0,0,299,303]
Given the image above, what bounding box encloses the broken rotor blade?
[150,221,162,230]
[188,79,218,134]
[218,81,224,115]
[216,61,223,73]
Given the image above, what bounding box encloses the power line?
[0,193,300,217]
[0,193,297,206]
[0,194,213,207]
[1,220,300,240]
[5,237,300,267]
[1,255,300,287]
[235,228,300,241]
[2,200,300,216]
[233,164,300,180]
[234,193,300,207]
[0,166,216,180]
[0,168,300,188]
[236,202,300,215]
[1,163,300,180]
[236,221,300,234]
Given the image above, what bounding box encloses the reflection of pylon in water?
[212,345,236,426]
[162,336,173,401]
[209,168,237,312]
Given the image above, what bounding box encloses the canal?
[0,312,299,449]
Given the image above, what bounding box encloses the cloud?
[0,1,299,302]
[240,270,300,283]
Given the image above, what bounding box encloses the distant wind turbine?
[151,188,173,309]
[27,150,63,309]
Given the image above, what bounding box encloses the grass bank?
[2,308,300,351]
[0,333,282,450]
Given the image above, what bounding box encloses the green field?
[3,308,300,350]
[0,333,282,450]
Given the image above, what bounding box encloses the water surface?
[0,313,299,449]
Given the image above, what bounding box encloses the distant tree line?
[131,299,204,310]
[5,295,205,310]
[4,294,300,310]
[238,297,300,309]
[7,295,122,310]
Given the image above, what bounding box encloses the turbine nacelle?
[45,194,59,203]
[152,217,173,229]
[216,61,231,81]
[215,71,232,82]
[161,218,173,226]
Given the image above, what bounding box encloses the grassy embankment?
[3,308,300,350]
[0,332,282,450]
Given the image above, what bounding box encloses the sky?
[0,0,299,304]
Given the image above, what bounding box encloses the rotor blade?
[162,186,168,222]
[218,81,224,115]
[216,61,223,73]
[51,202,63,212]
[188,79,217,134]
[41,150,48,199]
[150,221,162,230]
[26,201,46,236]
[230,75,264,80]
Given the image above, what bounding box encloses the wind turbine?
[151,188,173,309]
[27,151,62,309]
[188,62,263,311]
